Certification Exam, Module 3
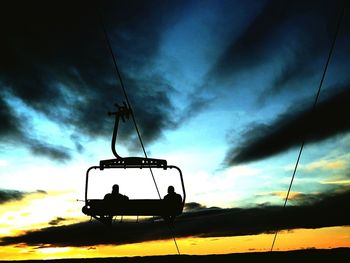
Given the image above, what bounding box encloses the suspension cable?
[98,8,162,200]
[270,0,346,252]
[98,7,180,254]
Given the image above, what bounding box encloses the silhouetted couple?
[102,184,182,223]
[104,184,181,204]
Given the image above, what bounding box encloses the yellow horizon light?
[0,226,349,260]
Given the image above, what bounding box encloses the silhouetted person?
[101,184,129,225]
[163,186,182,222]
[104,184,129,203]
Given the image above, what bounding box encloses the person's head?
[112,184,119,194]
[167,185,175,194]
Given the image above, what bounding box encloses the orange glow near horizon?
[0,226,349,260]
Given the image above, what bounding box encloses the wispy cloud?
[1,189,349,247]
[224,87,350,165]
[300,159,346,172]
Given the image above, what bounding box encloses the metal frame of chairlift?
[82,103,186,224]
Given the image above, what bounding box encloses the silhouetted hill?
[0,248,349,262]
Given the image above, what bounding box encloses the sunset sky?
[1,0,350,260]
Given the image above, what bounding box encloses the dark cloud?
[0,97,21,138]
[0,189,46,204]
[35,190,48,195]
[0,189,25,204]
[48,217,66,226]
[205,0,349,97]
[184,202,207,212]
[210,0,291,79]
[0,0,187,161]
[1,189,349,247]
[0,96,71,161]
[225,86,350,165]
[25,138,71,162]
[264,0,350,97]
[118,78,178,152]
[3,0,347,163]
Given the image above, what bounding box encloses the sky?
[0,0,350,260]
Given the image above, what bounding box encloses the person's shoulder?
[104,193,113,201]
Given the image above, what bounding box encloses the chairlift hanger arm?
[108,102,131,159]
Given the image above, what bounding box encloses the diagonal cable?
[270,0,347,251]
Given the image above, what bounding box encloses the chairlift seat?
[82,198,183,217]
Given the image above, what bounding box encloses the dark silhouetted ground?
[0,248,349,262]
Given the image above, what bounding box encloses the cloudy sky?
[0,0,349,260]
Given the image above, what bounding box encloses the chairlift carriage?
[82,102,186,225]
